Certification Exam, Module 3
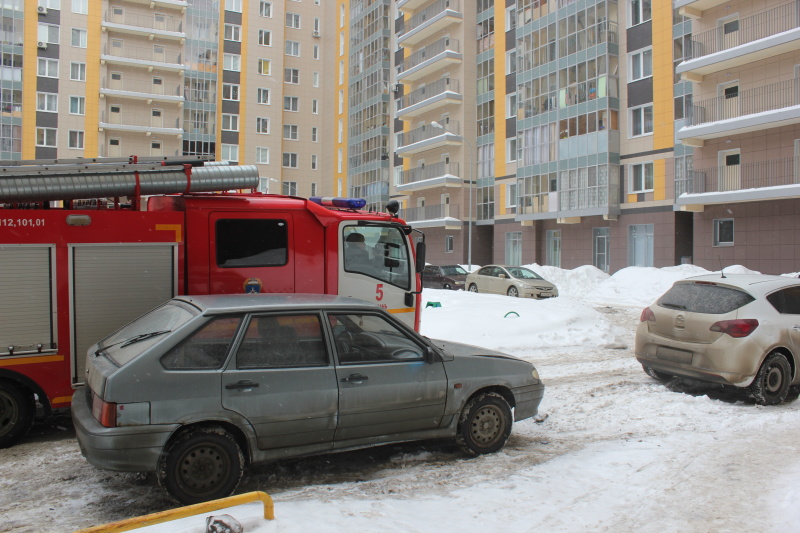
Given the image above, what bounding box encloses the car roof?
[175,293,380,315]
[679,273,800,295]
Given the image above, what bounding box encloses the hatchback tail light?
[640,307,655,322]
[92,393,117,427]
[709,319,759,338]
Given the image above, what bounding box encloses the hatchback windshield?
[441,265,467,276]
[658,282,755,314]
[99,301,200,366]
[507,267,542,280]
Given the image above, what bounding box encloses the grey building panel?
[221,130,238,145]
[36,111,58,128]
[627,78,653,108]
[627,21,652,52]
[37,76,59,93]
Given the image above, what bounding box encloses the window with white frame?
[221,114,239,131]
[314,17,320,32]
[260,1,272,17]
[256,117,270,134]
[225,0,242,12]
[71,28,87,48]
[256,147,270,164]
[38,23,59,44]
[311,183,318,196]
[257,88,270,104]
[36,127,56,147]
[311,155,318,170]
[40,0,60,9]
[311,127,318,142]
[506,93,516,118]
[69,96,85,115]
[222,83,239,101]
[282,153,299,168]
[506,138,517,162]
[630,162,654,193]
[284,68,299,84]
[223,24,241,42]
[313,45,320,60]
[445,235,454,253]
[312,99,319,114]
[630,104,653,137]
[629,0,652,26]
[223,53,241,71]
[282,181,298,195]
[72,0,88,14]
[283,124,299,140]
[36,92,58,112]
[313,72,320,87]
[286,13,301,29]
[258,59,271,75]
[713,218,734,246]
[259,30,271,46]
[629,48,652,81]
[506,49,516,75]
[506,182,517,207]
[37,58,58,78]
[70,62,86,81]
[285,41,300,56]
[68,130,84,149]
[221,144,239,162]
[284,96,299,111]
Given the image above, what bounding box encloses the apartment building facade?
[7,0,332,198]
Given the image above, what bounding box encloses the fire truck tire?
[158,426,244,505]
[0,380,35,449]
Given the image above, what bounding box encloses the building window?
[312,127,318,142]
[445,236,454,253]
[223,54,241,72]
[285,41,300,57]
[713,219,734,246]
[221,114,239,132]
[629,48,653,82]
[256,117,270,134]
[72,0,89,14]
[259,30,271,46]
[36,127,56,147]
[505,232,522,266]
[282,153,299,168]
[70,62,86,81]
[628,224,654,267]
[630,105,653,137]
[283,124,299,140]
[312,99,319,114]
[71,28,87,48]
[506,138,517,162]
[630,162,654,193]
[506,183,517,207]
[546,230,561,268]
[286,13,301,29]
[223,24,241,42]
[313,45,320,60]
[629,0,652,26]
[311,183,318,196]
[257,59,271,75]
[38,23,59,44]
[260,1,272,17]
[284,96,299,112]
[69,96,85,115]
[674,94,692,120]
[222,83,239,101]
[68,130,84,149]
[221,144,239,163]
[36,92,58,112]
[256,147,269,164]
[282,181,298,195]
[37,58,58,78]
[284,68,299,84]
[311,155,318,170]
[225,0,242,12]
[257,88,270,104]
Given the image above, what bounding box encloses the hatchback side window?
[767,286,800,315]
[161,316,242,370]
[330,313,425,364]
[236,314,328,368]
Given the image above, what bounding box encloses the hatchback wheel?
[455,392,512,456]
[159,426,244,504]
[468,284,478,293]
[507,286,519,298]
[749,352,792,406]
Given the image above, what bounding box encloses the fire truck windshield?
[343,225,411,290]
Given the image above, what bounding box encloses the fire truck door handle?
[341,373,368,384]
[226,380,260,390]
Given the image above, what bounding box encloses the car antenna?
[718,256,726,278]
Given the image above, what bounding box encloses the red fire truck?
[0,156,425,448]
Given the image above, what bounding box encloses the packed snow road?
[2,267,800,532]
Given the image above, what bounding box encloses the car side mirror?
[415,241,426,273]
[498,274,506,279]
[424,346,438,364]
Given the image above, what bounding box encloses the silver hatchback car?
[73,294,544,504]
[635,274,800,405]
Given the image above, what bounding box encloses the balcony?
[677,1,800,81]
[675,157,800,208]
[101,43,186,72]
[396,37,462,82]
[401,203,462,229]
[100,77,185,104]
[678,79,800,146]
[103,10,185,40]
[674,0,729,19]
[398,0,463,47]
[124,0,187,9]
[396,78,462,119]
[99,110,183,136]
[397,161,461,193]
[397,0,429,11]
[395,121,461,157]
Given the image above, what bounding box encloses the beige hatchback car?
[635,274,800,405]
[466,265,558,298]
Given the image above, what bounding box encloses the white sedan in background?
[466,265,559,298]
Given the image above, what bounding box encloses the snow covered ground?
[2,265,800,532]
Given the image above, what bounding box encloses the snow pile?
[525,263,609,299]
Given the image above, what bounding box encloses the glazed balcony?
[396,78,462,119]
[103,10,185,40]
[396,37,462,83]
[101,43,186,72]
[397,161,461,193]
[395,121,461,157]
[678,79,800,146]
[100,77,185,103]
[677,1,800,81]
[99,110,183,136]
[402,203,462,229]
[398,0,463,47]
[675,157,800,207]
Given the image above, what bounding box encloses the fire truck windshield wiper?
[118,330,172,348]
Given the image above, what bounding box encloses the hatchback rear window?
[658,283,755,314]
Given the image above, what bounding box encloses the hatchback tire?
[0,380,35,449]
[507,286,519,297]
[468,284,478,293]
[455,392,512,456]
[749,352,792,406]
[158,426,244,505]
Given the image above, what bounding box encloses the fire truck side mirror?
[415,241,426,273]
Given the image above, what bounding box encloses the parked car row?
[423,264,559,299]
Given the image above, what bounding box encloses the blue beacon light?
[309,197,367,209]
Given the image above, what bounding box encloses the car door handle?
[225,380,260,390]
[341,373,368,384]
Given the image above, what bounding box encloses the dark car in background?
[422,264,469,290]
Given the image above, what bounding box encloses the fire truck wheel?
[158,426,244,505]
[0,380,35,449]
